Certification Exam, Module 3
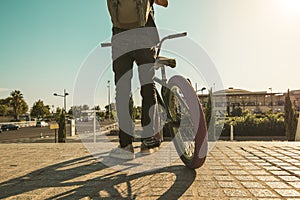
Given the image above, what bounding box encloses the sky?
[1,0,300,111]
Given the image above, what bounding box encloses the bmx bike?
[101,32,208,169]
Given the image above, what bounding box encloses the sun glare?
[278,0,300,17]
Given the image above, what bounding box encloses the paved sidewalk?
[0,141,300,199]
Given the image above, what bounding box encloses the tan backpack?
[107,0,151,29]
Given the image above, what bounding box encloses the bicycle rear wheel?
[166,75,208,169]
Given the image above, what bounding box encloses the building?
[289,90,300,111]
[199,88,300,116]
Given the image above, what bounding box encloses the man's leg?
[135,48,157,141]
[113,52,135,148]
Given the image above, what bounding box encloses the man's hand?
[154,0,168,7]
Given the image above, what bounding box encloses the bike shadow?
[0,152,196,199]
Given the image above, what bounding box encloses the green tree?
[97,111,106,121]
[67,108,73,117]
[58,111,66,143]
[284,90,298,141]
[0,104,8,116]
[71,106,82,119]
[105,103,115,120]
[30,99,50,119]
[54,107,62,122]
[135,106,142,120]
[94,105,101,111]
[82,105,89,111]
[129,94,135,121]
[0,98,10,106]
[9,90,28,121]
[204,88,216,140]
[231,106,242,117]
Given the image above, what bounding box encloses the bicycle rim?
[167,75,208,169]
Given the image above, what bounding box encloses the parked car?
[36,121,48,127]
[1,124,20,131]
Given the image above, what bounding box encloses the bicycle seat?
[156,56,176,68]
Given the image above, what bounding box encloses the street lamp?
[53,89,69,112]
[201,87,206,95]
[53,89,69,142]
[107,81,111,121]
[269,87,273,113]
[200,87,206,104]
[196,87,206,104]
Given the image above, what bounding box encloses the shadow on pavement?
[0,153,196,199]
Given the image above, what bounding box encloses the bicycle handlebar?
[101,43,112,47]
[156,32,187,56]
[166,32,187,40]
[100,32,187,50]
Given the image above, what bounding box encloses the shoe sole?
[140,147,159,154]
[109,153,135,160]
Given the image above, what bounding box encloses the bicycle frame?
[151,32,189,140]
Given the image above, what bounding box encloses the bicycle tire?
[166,75,208,169]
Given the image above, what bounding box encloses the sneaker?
[109,144,135,160]
[140,137,161,154]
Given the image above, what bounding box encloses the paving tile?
[282,166,300,171]
[213,170,230,175]
[220,162,236,166]
[235,176,256,181]
[279,176,300,182]
[244,166,261,170]
[198,189,223,197]
[214,175,235,181]
[264,182,292,189]
[256,176,279,182]
[226,165,243,170]
[256,198,282,200]
[288,181,300,189]
[218,182,241,188]
[294,163,300,167]
[239,162,255,166]
[196,175,213,181]
[209,166,224,170]
[249,170,270,175]
[229,170,248,175]
[274,189,300,197]
[197,181,218,188]
[241,181,265,189]
[223,189,248,197]
[269,170,291,176]
[249,189,277,197]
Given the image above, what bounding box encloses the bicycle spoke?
[167,85,197,159]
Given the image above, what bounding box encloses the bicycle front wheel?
[166,75,208,169]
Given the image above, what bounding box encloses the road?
[0,126,55,142]
[0,121,114,143]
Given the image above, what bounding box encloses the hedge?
[214,113,285,138]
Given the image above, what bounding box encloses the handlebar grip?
[167,32,187,39]
[101,43,112,47]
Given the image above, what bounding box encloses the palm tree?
[10,90,25,121]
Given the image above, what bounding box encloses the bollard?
[40,132,44,138]
[230,125,234,141]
